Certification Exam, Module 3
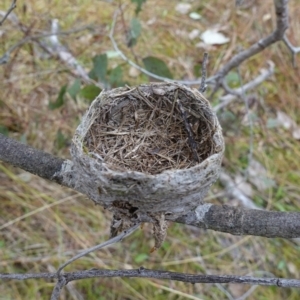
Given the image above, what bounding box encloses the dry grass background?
[0,0,300,299]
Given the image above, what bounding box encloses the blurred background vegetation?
[0,0,300,299]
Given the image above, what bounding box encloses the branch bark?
[171,204,300,238]
[1,133,300,239]
[1,268,300,288]
[0,133,65,185]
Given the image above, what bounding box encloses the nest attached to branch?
[71,82,224,249]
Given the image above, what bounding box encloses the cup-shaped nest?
[71,82,224,223]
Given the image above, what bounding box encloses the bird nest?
[83,83,219,174]
[70,82,224,249]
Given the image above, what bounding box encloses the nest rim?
[79,82,224,176]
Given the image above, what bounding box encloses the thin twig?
[0,24,93,65]
[56,223,140,275]
[52,223,140,298]
[199,52,209,93]
[0,0,17,26]
[166,89,178,128]
[46,19,104,88]
[51,276,67,300]
[0,14,101,88]
[283,35,300,67]
[176,99,199,163]
[109,10,204,86]
[1,268,300,288]
[214,61,275,112]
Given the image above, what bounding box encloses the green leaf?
[131,0,147,15]
[109,65,123,87]
[49,85,67,110]
[92,54,108,82]
[67,79,81,102]
[134,253,148,263]
[79,85,101,101]
[127,18,142,47]
[142,56,173,79]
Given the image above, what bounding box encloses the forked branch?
[210,0,289,85]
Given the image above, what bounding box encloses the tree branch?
[50,277,66,300]
[171,204,300,238]
[56,223,140,275]
[1,268,300,288]
[1,133,300,239]
[213,61,275,112]
[45,19,104,88]
[283,35,300,67]
[0,0,17,26]
[0,133,65,185]
[210,0,288,84]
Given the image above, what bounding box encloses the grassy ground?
[0,0,300,299]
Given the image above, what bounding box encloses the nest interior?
[83,83,218,175]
